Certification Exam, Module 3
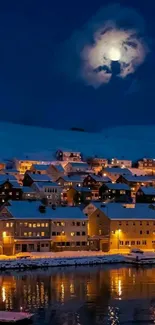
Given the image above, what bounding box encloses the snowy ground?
[0,122,155,161]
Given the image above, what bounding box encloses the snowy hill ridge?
[0,122,155,160]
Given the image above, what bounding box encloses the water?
[0,265,155,324]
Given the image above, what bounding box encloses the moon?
[108,47,121,61]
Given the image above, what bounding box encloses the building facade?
[0,201,88,255]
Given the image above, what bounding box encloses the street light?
[117,229,121,250]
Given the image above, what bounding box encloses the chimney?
[39,205,46,213]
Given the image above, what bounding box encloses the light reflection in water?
[0,266,154,324]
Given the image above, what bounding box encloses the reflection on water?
[0,266,155,324]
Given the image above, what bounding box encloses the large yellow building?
[84,202,155,252]
[0,201,88,255]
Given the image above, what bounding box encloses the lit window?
[10,222,13,227]
[120,190,126,194]
[125,241,130,245]
[2,192,5,195]
[6,223,9,228]
[37,223,40,227]
[24,232,27,236]
[27,194,30,197]
[9,192,12,195]
[37,232,40,237]
[29,223,32,228]
[41,232,45,236]
[24,223,28,227]
[41,223,45,227]
[45,223,48,227]
[61,231,65,235]
[33,224,36,228]
[16,192,19,196]
[2,199,5,203]
[71,232,75,236]
[99,229,102,235]
[28,232,32,237]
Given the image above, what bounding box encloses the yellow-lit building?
[0,201,88,255]
[84,202,155,252]
[13,158,52,174]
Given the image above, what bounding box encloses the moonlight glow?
[60,4,149,88]
[108,47,121,61]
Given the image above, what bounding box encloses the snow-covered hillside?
[0,122,154,161]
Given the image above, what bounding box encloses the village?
[0,151,154,255]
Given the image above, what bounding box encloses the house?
[64,162,89,174]
[83,174,111,188]
[13,157,52,174]
[31,181,62,206]
[103,167,132,181]
[0,201,88,254]
[23,172,53,187]
[87,157,108,173]
[110,158,132,168]
[0,180,22,204]
[0,160,6,170]
[83,202,155,252]
[57,175,83,189]
[136,187,155,203]
[116,175,155,197]
[21,186,37,201]
[0,169,20,179]
[47,164,65,181]
[138,158,155,174]
[30,164,50,175]
[99,183,131,202]
[56,150,82,162]
[66,187,92,205]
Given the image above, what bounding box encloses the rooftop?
[74,186,92,193]
[22,186,36,193]
[31,164,50,170]
[0,175,17,182]
[104,167,132,175]
[90,175,111,182]
[139,186,155,196]
[104,183,131,191]
[93,202,155,220]
[3,201,87,220]
[53,164,65,172]
[26,172,53,182]
[58,175,83,183]
[35,181,60,189]
[120,175,155,182]
[68,162,89,169]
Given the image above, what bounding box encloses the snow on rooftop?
[122,175,155,182]
[35,181,60,188]
[140,187,155,195]
[94,202,155,220]
[104,167,132,175]
[104,183,130,190]
[21,186,36,193]
[4,201,87,220]
[32,164,50,170]
[27,173,52,182]
[0,175,17,182]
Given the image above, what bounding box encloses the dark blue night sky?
[0,0,154,131]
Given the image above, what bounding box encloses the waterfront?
[0,265,155,324]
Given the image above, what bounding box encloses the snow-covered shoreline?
[0,254,125,270]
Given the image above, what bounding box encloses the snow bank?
[0,254,125,270]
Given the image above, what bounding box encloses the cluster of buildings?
[0,152,155,254]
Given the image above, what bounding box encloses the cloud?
[58,3,149,88]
